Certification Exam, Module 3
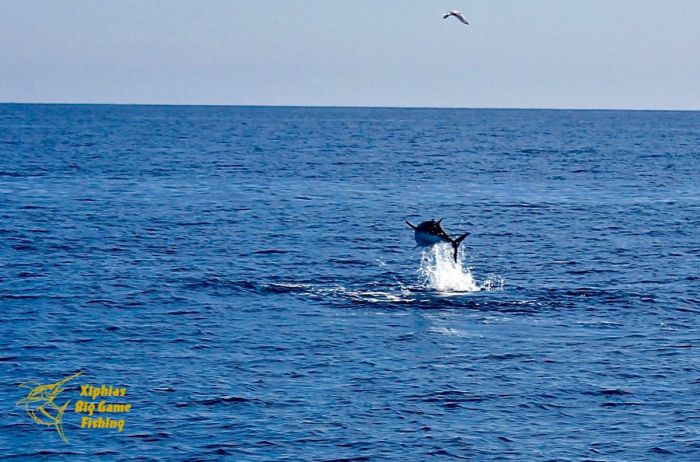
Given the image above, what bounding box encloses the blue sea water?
[0,104,699,461]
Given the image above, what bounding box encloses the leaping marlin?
[406,218,470,263]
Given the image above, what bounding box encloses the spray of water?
[419,244,479,292]
[418,244,505,293]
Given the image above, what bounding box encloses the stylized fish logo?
[17,371,83,443]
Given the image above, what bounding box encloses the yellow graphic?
[17,371,83,443]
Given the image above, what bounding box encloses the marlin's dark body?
[406,218,470,262]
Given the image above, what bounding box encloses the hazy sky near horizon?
[2,1,699,109]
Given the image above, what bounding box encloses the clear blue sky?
[2,0,699,109]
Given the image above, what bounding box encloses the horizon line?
[1,101,698,113]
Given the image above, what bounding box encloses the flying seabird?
[443,11,469,25]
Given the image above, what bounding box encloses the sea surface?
[1,104,699,461]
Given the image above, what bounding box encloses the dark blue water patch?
[1,105,700,461]
[253,249,290,255]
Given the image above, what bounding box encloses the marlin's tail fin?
[450,232,470,263]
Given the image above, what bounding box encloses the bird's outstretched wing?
[443,11,469,25]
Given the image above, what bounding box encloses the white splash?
[419,244,479,293]
[481,273,506,291]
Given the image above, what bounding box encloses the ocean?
[1,104,699,461]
